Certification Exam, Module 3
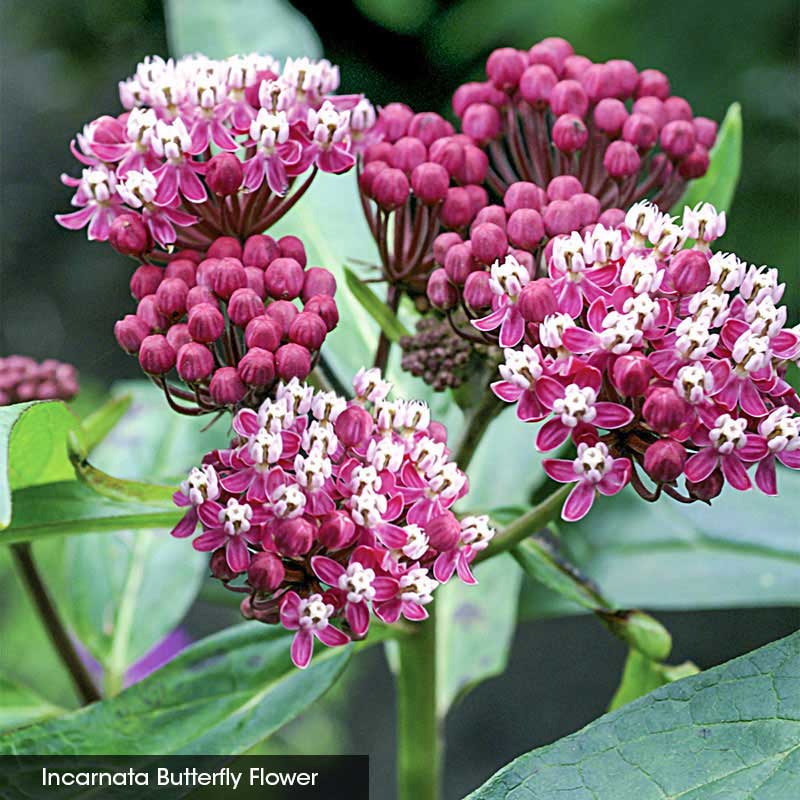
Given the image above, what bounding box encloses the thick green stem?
[11,543,101,705]
[474,484,571,565]
[454,391,504,472]
[396,611,440,800]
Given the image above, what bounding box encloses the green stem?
[11,543,101,705]
[454,391,504,472]
[396,610,440,800]
[372,285,400,372]
[474,484,571,565]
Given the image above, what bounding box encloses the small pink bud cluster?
[114,233,338,414]
[357,105,489,297]
[171,370,495,668]
[0,356,79,405]
[453,38,717,212]
[56,53,374,255]
[472,200,800,519]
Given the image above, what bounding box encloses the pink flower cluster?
[56,53,374,252]
[0,356,79,405]
[113,233,339,415]
[357,106,490,296]
[470,200,798,519]
[453,37,717,211]
[171,370,495,667]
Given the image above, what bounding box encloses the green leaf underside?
[0,625,350,755]
[673,102,742,215]
[609,650,699,712]
[344,266,411,342]
[467,630,800,800]
[0,676,64,732]
[436,555,523,718]
[0,401,82,530]
[519,472,800,620]
[165,0,322,62]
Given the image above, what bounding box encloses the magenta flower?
[754,408,800,495]
[433,515,494,585]
[491,345,550,421]
[534,366,634,451]
[171,464,221,538]
[55,166,124,241]
[548,232,617,317]
[544,442,631,522]
[472,254,531,346]
[243,110,304,195]
[306,101,356,174]
[279,591,350,669]
[151,118,207,205]
[373,566,439,623]
[193,497,266,572]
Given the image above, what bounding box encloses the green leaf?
[165,0,322,61]
[344,266,411,343]
[520,472,800,619]
[673,102,742,215]
[436,554,522,718]
[466,630,800,800]
[80,393,132,453]
[609,650,699,711]
[0,675,64,732]
[0,401,82,530]
[42,382,228,683]
[0,624,350,755]
[354,0,437,34]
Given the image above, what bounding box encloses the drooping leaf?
[344,266,411,343]
[673,102,742,215]
[0,675,64,732]
[165,0,322,61]
[0,401,82,530]
[436,555,522,718]
[466,630,800,800]
[609,650,699,711]
[520,471,800,619]
[0,625,350,755]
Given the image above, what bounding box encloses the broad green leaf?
[0,401,82,530]
[0,624,350,755]
[0,675,64,732]
[80,393,132,453]
[609,650,699,711]
[344,266,411,343]
[436,555,522,718]
[520,471,800,619]
[165,0,322,61]
[43,382,228,682]
[673,102,742,215]
[466,630,800,800]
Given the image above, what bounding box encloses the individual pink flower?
[544,442,632,522]
[491,345,550,421]
[171,464,221,538]
[193,497,265,572]
[472,254,530,346]
[373,566,439,623]
[55,166,124,241]
[279,591,350,669]
[150,118,207,204]
[433,515,495,585]
[243,109,303,195]
[754,408,800,495]
[305,100,356,174]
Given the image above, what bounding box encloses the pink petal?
[594,402,635,429]
[574,366,602,391]
[402,602,429,622]
[778,449,800,469]
[316,624,350,647]
[562,481,596,522]
[291,630,314,669]
[721,454,751,491]
[433,550,458,583]
[317,145,355,174]
[536,418,570,451]
[499,307,525,347]
[171,509,198,538]
[587,297,608,332]
[713,376,739,410]
[472,306,507,332]
[649,348,680,379]
[221,469,253,493]
[517,389,548,422]
[558,281,583,318]
[562,327,599,354]
[739,380,768,417]
[543,458,578,483]
[311,555,345,586]
[377,523,408,549]
[55,205,95,230]
[721,318,749,350]
[243,155,266,191]
[155,165,179,206]
[374,598,402,624]
[280,591,302,629]
[685,448,718,482]
[226,536,251,572]
[179,165,207,203]
[371,577,398,602]
[455,554,477,585]
[739,435,768,462]
[192,529,227,552]
[346,602,370,637]
[535,376,565,408]
[267,156,289,196]
[198,500,223,527]
[597,459,631,496]
[491,380,524,403]
[755,457,778,495]
[233,409,259,436]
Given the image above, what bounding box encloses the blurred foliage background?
[0,1,798,797]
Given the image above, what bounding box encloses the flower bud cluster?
[453,37,717,211]
[171,370,495,668]
[56,53,373,254]
[399,318,474,391]
[470,200,800,519]
[0,356,79,405]
[114,234,338,414]
[357,105,489,297]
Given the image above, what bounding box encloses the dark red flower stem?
[372,285,400,371]
[11,542,101,705]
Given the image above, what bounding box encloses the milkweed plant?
[2,26,798,800]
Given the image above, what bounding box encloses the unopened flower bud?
[543,200,580,236]
[669,250,710,295]
[411,162,450,204]
[245,315,282,352]
[228,288,264,327]
[186,285,216,310]
[109,213,151,257]
[238,347,275,387]
[275,343,311,381]
[209,367,246,405]
[663,96,693,122]
[114,315,150,354]
[660,120,695,159]
[455,144,488,185]
[264,299,298,337]
[176,342,214,382]
[304,295,339,332]
[445,244,476,285]
[378,102,414,142]
[463,270,494,310]
[604,141,641,178]
[408,111,454,146]
[643,387,689,434]
[207,236,242,261]
[470,222,508,265]
[472,205,507,231]
[433,232,463,265]
[486,47,527,90]
[547,175,583,201]
[373,168,410,210]
[243,234,280,269]
[155,277,189,320]
[518,279,557,322]
[166,323,191,351]
[335,404,374,449]
[593,98,628,135]
[678,144,710,179]
[632,96,666,129]
[188,302,225,343]
[441,187,473,229]
[563,54,592,80]
[273,517,315,557]
[390,136,427,174]
[165,258,197,288]
[612,353,654,396]
[552,114,588,153]
[265,257,304,300]
[289,311,327,350]
[211,257,247,300]
[278,235,307,267]
[301,267,337,302]
[607,59,638,98]
[359,159,388,196]
[550,80,589,117]
[644,439,686,483]
[245,267,266,299]
[622,113,658,149]
[196,258,220,289]
[636,69,670,100]
[504,182,547,213]
[138,335,176,375]
[136,295,168,331]
[529,37,574,74]
[425,512,461,551]
[693,117,718,149]
[571,193,600,227]
[598,208,626,228]
[519,64,558,106]
[247,551,285,592]
[318,512,357,551]
[211,548,238,581]
[462,103,501,143]
[427,268,458,310]
[205,152,243,196]
[686,468,724,501]
[130,265,163,302]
